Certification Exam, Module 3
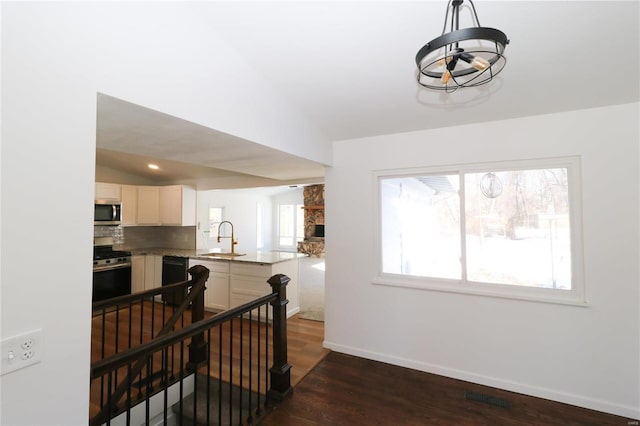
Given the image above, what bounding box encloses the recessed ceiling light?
[148,164,159,170]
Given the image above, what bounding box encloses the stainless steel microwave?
[94,200,122,225]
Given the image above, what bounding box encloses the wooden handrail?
[92,280,191,311]
[91,292,276,378]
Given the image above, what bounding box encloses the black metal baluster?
[145,355,151,426]
[179,334,185,422]
[114,305,120,389]
[192,351,197,426]
[218,323,223,426]
[265,305,270,409]
[149,299,155,392]
[161,298,167,385]
[126,363,132,426]
[206,328,211,426]
[229,318,234,425]
[256,305,262,417]
[239,316,244,425]
[128,300,133,352]
[163,346,169,426]
[106,371,112,426]
[170,302,177,382]
[138,298,144,399]
[247,309,253,424]
[100,307,106,409]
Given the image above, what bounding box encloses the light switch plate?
[1,329,42,376]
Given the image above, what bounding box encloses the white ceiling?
[96,1,640,187]
[96,94,327,186]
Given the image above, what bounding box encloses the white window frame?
[205,206,224,246]
[373,156,586,306]
[256,203,264,249]
[276,203,304,251]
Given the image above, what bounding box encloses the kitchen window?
[209,207,224,237]
[374,157,585,305]
[277,203,304,249]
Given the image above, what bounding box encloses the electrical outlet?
[1,329,42,376]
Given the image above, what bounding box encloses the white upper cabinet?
[120,185,138,226]
[95,182,121,201]
[137,186,161,225]
[130,185,196,226]
[160,185,196,226]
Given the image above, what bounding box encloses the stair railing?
[89,269,292,426]
[90,265,209,425]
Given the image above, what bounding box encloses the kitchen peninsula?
[130,249,305,318]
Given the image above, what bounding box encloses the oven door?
[92,263,131,302]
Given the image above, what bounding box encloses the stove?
[92,245,132,302]
[93,246,132,270]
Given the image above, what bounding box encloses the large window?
[277,203,304,249]
[375,158,585,304]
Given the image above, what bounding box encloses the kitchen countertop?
[129,248,307,265]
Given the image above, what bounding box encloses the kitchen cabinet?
[95,182,121,201]
[132,185,195,226]
[131,255,145,293]
[229,259,299,318]
[144,254,163,290]
[160,185,196,226]
[137,186,160,225]
[188,259,229,312]
[121,185,138,226]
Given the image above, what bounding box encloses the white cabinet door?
[229,260,299,318]
[160,185,196,226]
[131,255,145,293]
[229,263,272,313]
[144,255,162,290]
[206,273,230,311]
[137,186,160,225]
[160,185,182,225]
[95,182,121,201]
[121,185,138,226]
[189,259,229,311]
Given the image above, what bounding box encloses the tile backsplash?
[94,225,125,244]
[115,226,196,250]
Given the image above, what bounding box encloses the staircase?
[90,268,293,426]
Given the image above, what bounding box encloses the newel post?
[187,265,209,372]
[267,273,292,402]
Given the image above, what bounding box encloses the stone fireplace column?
[298,184,325,257]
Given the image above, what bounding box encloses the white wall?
[197,187,295,252]
[324,103,640,419]
[0,3,329,425]
[195,186,304,253]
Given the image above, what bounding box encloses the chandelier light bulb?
[471,56,489,71]
[441,70,452,84]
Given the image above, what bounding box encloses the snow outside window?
[375,157,585,305]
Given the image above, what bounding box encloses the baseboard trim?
[287,306,300,318]
[322,341,639,420]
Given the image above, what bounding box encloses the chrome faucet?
[217,221,238,254]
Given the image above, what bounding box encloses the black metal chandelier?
[416,0,509,92]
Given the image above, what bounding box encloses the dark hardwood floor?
[92,307,635,425]
[262,352,637,426]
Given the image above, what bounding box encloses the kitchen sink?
[201,252,246,258]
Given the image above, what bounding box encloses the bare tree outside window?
[379,161,577,297]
